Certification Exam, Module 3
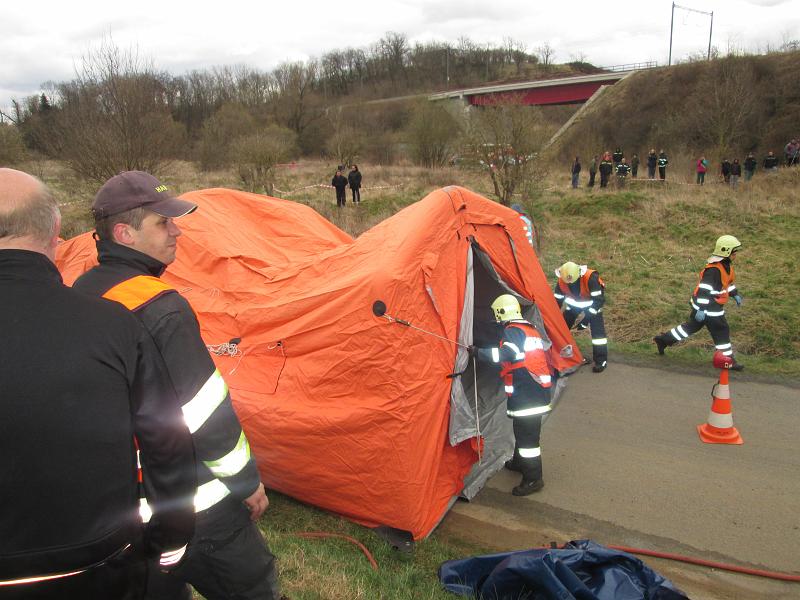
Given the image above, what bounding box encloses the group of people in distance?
[697,139,799,187]
[572,137,799,190]
[331,164,362,207]
[573,148,669,189]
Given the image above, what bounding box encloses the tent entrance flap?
[450,245,514,500]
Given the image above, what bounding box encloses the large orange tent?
[57,185,581,540]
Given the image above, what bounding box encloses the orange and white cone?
[697,358,743,445]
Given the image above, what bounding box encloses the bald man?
[0,169,196,599]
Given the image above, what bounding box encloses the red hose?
[606,545,800,582]
[296,532,379,571]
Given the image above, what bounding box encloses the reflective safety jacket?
[658,153,669,168]
[554,267,605,315]
[691,259,737,316]
[518,213,535,248]
[479,320,552,418]
[73,242,262,522]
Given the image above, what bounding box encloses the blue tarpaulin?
[438,539,689,600]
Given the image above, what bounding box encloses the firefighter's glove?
[733,294,744,307]
[694,310,706,323]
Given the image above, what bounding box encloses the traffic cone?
[697,356,743,445]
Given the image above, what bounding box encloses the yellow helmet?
[556,261,581,283]
[491,294,522,322]
[712,235,741,257]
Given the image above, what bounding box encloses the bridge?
[429,63,655,107]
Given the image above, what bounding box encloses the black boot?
[730,359,744,371]
[592,360,607,373]
[504,459,523,472]
[654,336,667,355]
[512,478,544,496]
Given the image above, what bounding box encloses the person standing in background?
[696,156,708,185]
[587,155,598,188]
[657,149,669,180]
[730,159,742,190]
[571,156,581,189]
[646,149,658,179]
[332,170,348,207]
[599,152,613,188]
[630,153,640,178]
[743,153,757,181]
[347,165,362,204]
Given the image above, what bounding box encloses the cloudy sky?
[2,0,798,110]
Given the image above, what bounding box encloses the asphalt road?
[440,362,800,599]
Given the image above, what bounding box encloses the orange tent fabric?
[56,186,581,540]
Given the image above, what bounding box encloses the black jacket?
[599,159,614,176]
[347,169,362,189]
[731,162,742,176]
[331,174,348,191]
[0,250,195,582]
[647,153,657,168]
[721,160,731,176]
[744,156,757,171]
[763,155,779,169]
[571,160,581,174]
[74,242,261,527]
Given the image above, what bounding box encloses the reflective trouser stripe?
[204,430,252,478]
[0,568,87,586]
[508,404,551,417]
[518,447,541,458]
[505,385,514,394]
[670,328,682,341]
[183,369,228,434]
[159,545,187,567]
[677,325,688,337]
[592,338,607,345]
[715,343,733,356]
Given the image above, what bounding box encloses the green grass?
[243,492,486,600]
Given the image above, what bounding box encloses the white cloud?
[1,0,797,108]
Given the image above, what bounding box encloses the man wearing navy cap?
[74,172,284,600]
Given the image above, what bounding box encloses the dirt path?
[438,362,800,599]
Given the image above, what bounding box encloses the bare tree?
[43,39,182,182]
[407,101,459,168]
[684,58,762,153]
[198,103,256,170]
[325,108,365,168]
[229,125,299,195]
[462,102,550,205]
[537,43,556,70]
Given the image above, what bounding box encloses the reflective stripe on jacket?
[103,275,254,516]
[692,262,736,314]
[555,268,605,313]
[497,322,552,389]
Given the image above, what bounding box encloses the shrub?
[0,123,27,165]
[230,125,299,194]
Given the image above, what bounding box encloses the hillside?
[548,51,800,175]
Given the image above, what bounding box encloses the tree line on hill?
[0,35,572,200]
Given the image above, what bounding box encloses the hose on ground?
[296,532,379,571]
[606,544,800,582]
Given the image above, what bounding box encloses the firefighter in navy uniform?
[553,262,608,373]
[470,295,552,496]
[654,235,744,370]
[74,172,284,600]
